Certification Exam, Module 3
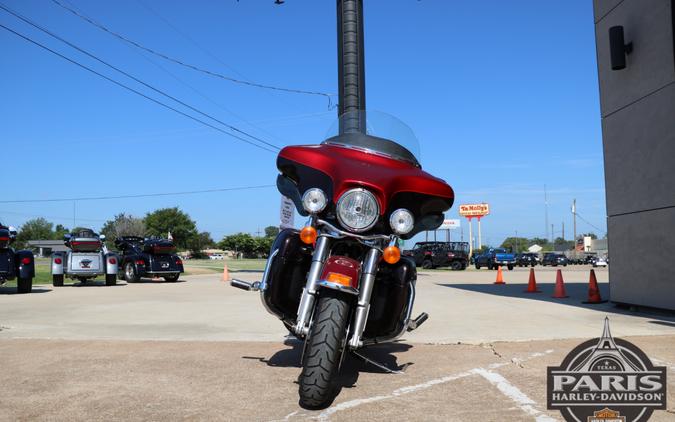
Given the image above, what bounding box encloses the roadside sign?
[459,203,490,217]
[438,219,460,230]
[280,196,295,229]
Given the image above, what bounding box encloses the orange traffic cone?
[583,269,607,304]
[552,269,569,298]
[222,263,230,282]
[494,265,505,285]
[524,268,541,293]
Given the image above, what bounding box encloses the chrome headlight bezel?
[336,188,380,233]
[389,208,415,235]
[301,188,327,214]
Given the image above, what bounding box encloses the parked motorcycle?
[230,0,454,408]
[0,224,35,293]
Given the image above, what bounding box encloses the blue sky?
[1,0,606,246]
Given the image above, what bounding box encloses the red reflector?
[21,257,31,265]
[0,237,9,241]
[108,257,117,265]
[176,259,183,266]
[54,257,62,264]
[135,260,145,265]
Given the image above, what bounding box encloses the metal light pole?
[337,0,366,134]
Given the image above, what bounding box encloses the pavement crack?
[481,342,503,359]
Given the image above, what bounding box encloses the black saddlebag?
[261,229,312,323]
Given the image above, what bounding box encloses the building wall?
[593,0,675,310]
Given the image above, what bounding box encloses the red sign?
[459,203,490,217]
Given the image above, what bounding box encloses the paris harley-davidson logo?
[547,318,667,421]
[79,259,92,269]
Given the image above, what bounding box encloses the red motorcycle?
[230,0,454,409]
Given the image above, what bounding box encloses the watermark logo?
[80,259,92,269]
[547,317,667,421]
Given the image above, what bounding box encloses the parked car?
[51,228,118,286]
[515,253,538,267]
[0,224,34,293]
[474,248,516,270]
[402,241,469,270]
[541,253,568,267]
[209,253,224,260]
[115,236,184,282]
[592,257,608,267]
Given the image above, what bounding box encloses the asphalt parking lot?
[1,266,674,421]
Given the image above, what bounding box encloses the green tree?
[219,233,257,257]
[581,232,598,239]
[144,207,197,250]
[53,224,69,240]
[186,231,215,258]
[500,237,529,253]
[14,218,53,250]
[264,226,280,238]
[255,236,274,257]
[101,213,145,247]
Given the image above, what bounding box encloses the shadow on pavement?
[439,282,675,322]
[0,286,52,294]
[129,279,187,284]
[243,338,414,408]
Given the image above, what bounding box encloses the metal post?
[572,199,577,245]
[477,217,482,249]
[337,0,366,134]
[468,218,473,258]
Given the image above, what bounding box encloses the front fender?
[16,249,35,279]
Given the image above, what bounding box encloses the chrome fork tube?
[294,236,330,335]
[348,247,381,349]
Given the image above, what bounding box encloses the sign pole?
[477,216,482,249]
[468,217,473,260]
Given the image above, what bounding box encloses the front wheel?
[475,263,481,269]
[507,265,514,271]
[451,261,463,271]
[299,289,350,409]
[421,259,433,269]
[17,277,32,294]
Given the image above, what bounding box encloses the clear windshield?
[323,110,421,165]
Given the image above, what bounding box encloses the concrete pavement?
[1,266,674,421]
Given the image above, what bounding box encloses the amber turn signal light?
[326,272,353,287]
[300,226,318,244]
[383,245,401,264]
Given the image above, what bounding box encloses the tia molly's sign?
[459,203,490,217]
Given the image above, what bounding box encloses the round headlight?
[336,188,379,232]
[302,188,327,214]
[389,209,414,235]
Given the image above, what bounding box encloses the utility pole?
[572,199,577,244]
[562,221,565,241]
[551,223,554,243]
[544,184,549,242]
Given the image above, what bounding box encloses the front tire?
[17,277,32,294]
[52,274,64,287]
[507,265,514,271]
[105,274,117,286]
[451,261,463,271]
[299,289,350,409]
[421,259,433,269]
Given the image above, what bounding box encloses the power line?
[0,22,278,154]
[50,0,336,108]
[0,185,276,204]
[574,212,605,234]
[0,4,280,152]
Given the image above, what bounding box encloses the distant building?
[26,240,69,257]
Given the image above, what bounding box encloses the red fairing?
[320,256,361,290]
[279,144,453,214]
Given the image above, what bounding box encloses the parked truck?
[473,247,516,270]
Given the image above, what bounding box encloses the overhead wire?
[0,185,276,204]
[0,22,278,154]
[50,0,336,109]
[0,3,280,152]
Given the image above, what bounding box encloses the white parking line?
[304,349,555,422]
[472,368,557,422]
